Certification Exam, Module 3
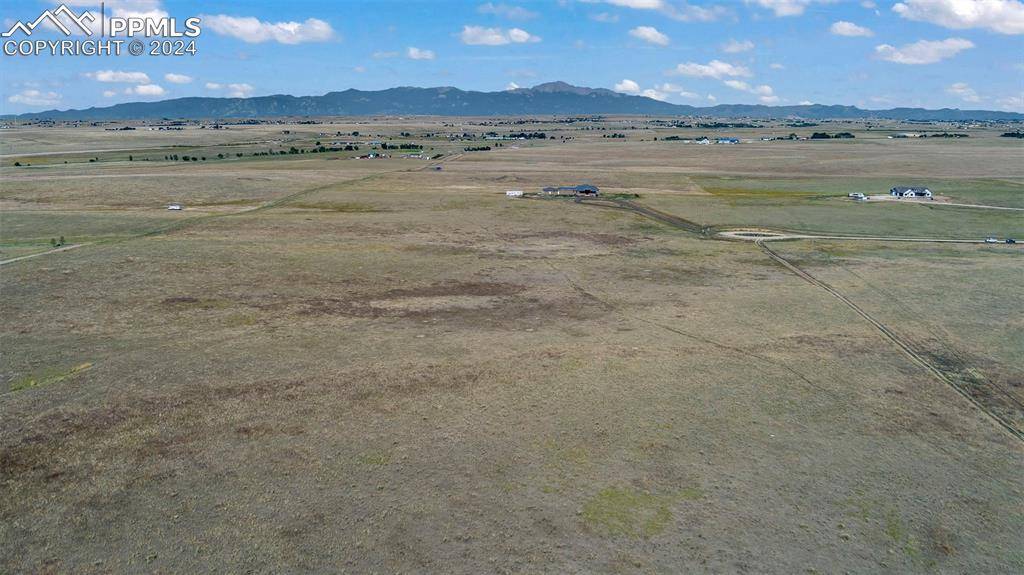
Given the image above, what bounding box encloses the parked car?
[167,204,183,211]
[1006,238,1017,244]
[984,237,998,244]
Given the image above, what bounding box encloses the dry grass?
[1,117,1022,573]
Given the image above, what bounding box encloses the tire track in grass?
[564,196,1023,442]
[757,239,1023,442]
[1,154,468,266]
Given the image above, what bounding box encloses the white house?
[167,204,183,210]
[506,190,523,198]
[890,186,932,199]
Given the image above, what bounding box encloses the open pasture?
[1,117,1022,573]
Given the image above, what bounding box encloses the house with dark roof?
[542,184,600,196]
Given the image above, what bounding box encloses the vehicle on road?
[167,204,183,211]
[984,236,998,244]
[1007,238,1017,244]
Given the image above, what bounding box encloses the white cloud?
[707,94,717,102]
[669,59,751,79]
[459,25,540,45]
[205,82,254,97]
[353,66,366,73]
[201,14,335,44]
[7,89,61,107]
[407,46,436,60]
[226,83,254,97]
[372,50,400,59]
[875,37,974,64]
[656,83,700,99]
[614,80,698,101]
[830,21,873,37]
[724,79,778,103]
[477,2,538,20]
[614,79,642,94]
[997,94,1024,111]
[769,62,785,69]
[507,27,540,43]
[893,0,1024,35]
[721,39,754,53]
[946,82,980,102]
[597,0,728,22]
[604,0,663,7]
[861,1,877,8]
[629,25,670,45]
[746,0,828,17]
[85,70,150,83]
[103,90,117,98]
[641,88,668,101]
[506,81,520,90]
[590,12,620,23]
[799,100,814,105]
[124,84,166,97]
[164,73,193,84]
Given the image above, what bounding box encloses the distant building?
[848,192,866,200]
[890,186,932,198]
[717,137,740,144]
[542,184,599,197]
[167,204,183,210]
[506,190,524,198]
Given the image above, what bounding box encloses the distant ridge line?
[4,81,1022,121]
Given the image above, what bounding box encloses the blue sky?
[2,0,1023,114]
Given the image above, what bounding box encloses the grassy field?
[1,117,1022,573]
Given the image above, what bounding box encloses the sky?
[2,0,1023,114]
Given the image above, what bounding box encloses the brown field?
[2,117,1022,573]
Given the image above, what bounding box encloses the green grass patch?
[9,362,93,393]
[290,201,383,213]
[581,486,701,538]
[356,451,391,466]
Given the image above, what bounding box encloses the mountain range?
[5,81,1022,121]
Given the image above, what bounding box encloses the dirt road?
[756,239,1023,442]
[572,197,1023,441]
[0,243,89,266]
[715,230,995,244]
[863,196,1024,211]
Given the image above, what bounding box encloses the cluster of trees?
[810,132,855,139]
[506,132,548,139]
[463,146,492,152]
[602,133,627,138]
[1000,131,1024,138]
[926,132,969,138]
